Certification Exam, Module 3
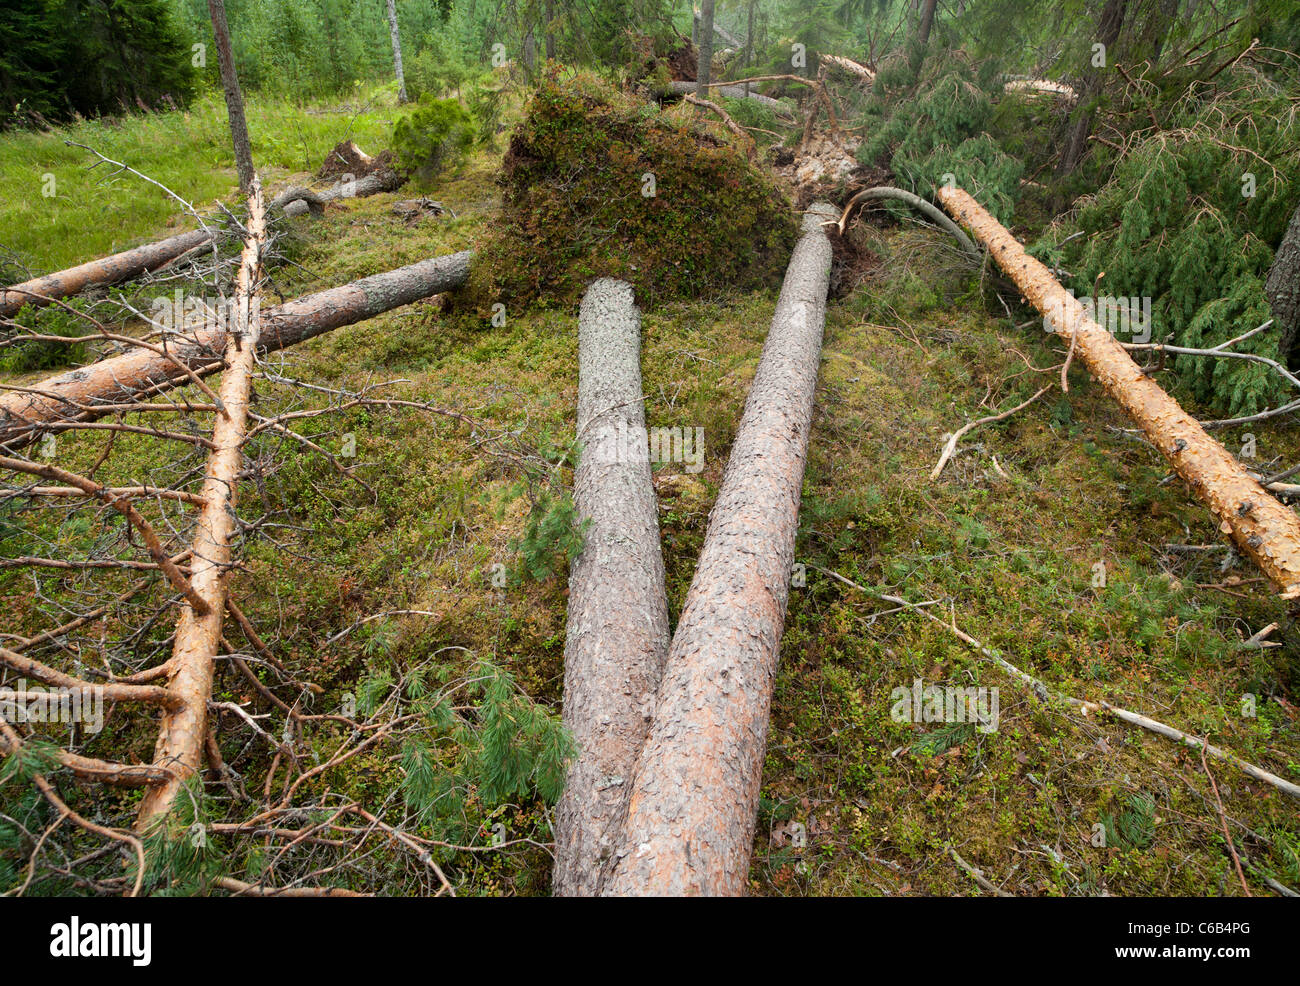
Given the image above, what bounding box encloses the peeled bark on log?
[136,178,266,830]
[0,250,473,451]
[667,80,789,115]
[0,229,216,320]
[937,186,1300,598]
[602,204,837,896]
[552,279,670,897]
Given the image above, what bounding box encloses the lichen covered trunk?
[552,279,670,896]
[0,251,473,451]
[938,185,1300,598]
[601,204,836,896]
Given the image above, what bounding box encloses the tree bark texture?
[0,229,215,320]
[601,204,837,896]
[696,0,716,98]
[937,185,1300,598]
[0,251,473,451]
[552,278,670,896]
[385,0,408,103]
[136,178,266,829]
[1267,200,1300,361]
[207,0,255,194]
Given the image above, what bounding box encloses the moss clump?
[461,69,797,311]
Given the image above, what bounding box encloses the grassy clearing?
[2,88,1298,896]
[0,87,398,275]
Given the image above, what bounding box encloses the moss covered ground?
[2,82,1298,896]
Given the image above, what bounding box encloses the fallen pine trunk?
[275,169,404,218]
[0,228,216,320]
[937,186,1300,598]
[552,279,670,897]
[137,177,267,830]
[601,204,837,896]
[820,53,875,82]
[0,250,474,451]
[668,80,790,115]
[0,173,406,320]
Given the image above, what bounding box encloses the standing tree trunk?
[207,0,255,194]
[552,279,670,896]
[918,0,938,43]
[544,0,556,61]
[1057,0,1127,177]
[136,179,266,830]
[601,204,837,896]
[744,0,755,97]
[1267,201,1300,362]
[938,186,1300,598]
[696,0,715,98]
[385,0,408,103]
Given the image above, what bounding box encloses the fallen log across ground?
[936,185,1300,598]
[552,279,671,896]
[601,203,837,896]
[0,228,217,320]
[136,177,267,829]
[0,171,406,319]
[668,79,791,115]
[0,250,474,451]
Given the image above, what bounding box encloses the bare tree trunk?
[918,0,938,43]
[552,279,670,896]
[938,186,1300,598]
[0,229,215,320]
[0,251,473,451]
[601,204,837,896]
[697,0,715,97]
[544,0,556,61]
[207,0,255,194]
[385,0,408,103]
[1267,201,1300,362]
[136,178,266,830]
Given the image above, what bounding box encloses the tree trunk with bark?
[918,0,938,44]
[0,251,473,451]
[696,0,716,98]
[137,178,266,829]
[207,0,255,194]
[385,0,408,103]
[552,279,670,897]
[1057,0,1127,177]
[937,185,1300,598]
[601,204,837,896]
[0,229,216,320]
[0,171,402,320]
[1267,201,1300,362]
